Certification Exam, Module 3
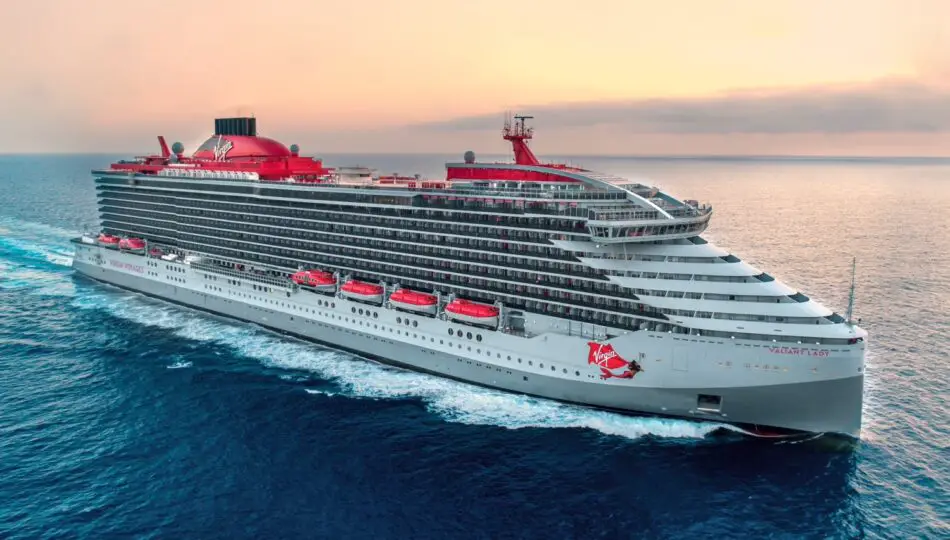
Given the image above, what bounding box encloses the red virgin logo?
[587,342,644,380]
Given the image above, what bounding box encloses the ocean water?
[0,153,947,539]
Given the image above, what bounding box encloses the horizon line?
[3,151,950,162]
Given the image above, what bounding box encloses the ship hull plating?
[71,249,865,438]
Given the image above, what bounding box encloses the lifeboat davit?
[340,280,384,304]
[445,299,500,327]
[118,237,146,254]
[97,234,120,249]
[292,270,337,293]
[389,288,438,315]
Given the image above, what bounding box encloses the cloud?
[416,80,950,135]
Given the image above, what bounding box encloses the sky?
[1,0,948,156]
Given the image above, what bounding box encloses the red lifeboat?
[148,247,164,258]
[389,288,438,316]
[97,234,120,248]
[445,299,500,327]
[340,280,384,304]
[118,237,146,253]
[292,270,337,293]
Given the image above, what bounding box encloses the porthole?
[448,329,454,336]
[412,320,418,328]
[551,366,556,371]
[331,303,335,308]
[359,308,364,315]
[575,371,580,376]
[352,307,356,314]
[373,312,378,319]
[507,355,511,361]
[563,368,567,374]
[466,332,472,340]
[476,334,482,342]
[397,317,402,324]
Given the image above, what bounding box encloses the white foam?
[0,220,78,295]
[0,217,77,240]
[166,361,193,369]
[304,388,340,397]
[0,216,721,442]
[68,288,722,441]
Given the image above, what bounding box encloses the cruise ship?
[71,115,868,438]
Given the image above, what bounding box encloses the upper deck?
[99,115,712,241]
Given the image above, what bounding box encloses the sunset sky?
[1,0,948,155]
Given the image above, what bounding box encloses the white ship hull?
[72,243,867,437]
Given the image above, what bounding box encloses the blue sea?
[0,153,947,539]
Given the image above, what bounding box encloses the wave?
[166,360,193,369]
[0,218,77,295]
[71,289,723,441]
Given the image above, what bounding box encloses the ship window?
[448,329,454,336]
[397,317,402,324]
[466,332,473,339]
[412,320,418,327]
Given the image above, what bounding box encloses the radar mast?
[502,113,540,166]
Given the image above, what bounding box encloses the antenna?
[513,114,534,135]
[845,257,857,325]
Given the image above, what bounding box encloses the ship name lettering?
[767,346,829,357]
[109,260,144,274]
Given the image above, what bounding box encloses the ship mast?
[845,257,857,325]
[502,113,540,166]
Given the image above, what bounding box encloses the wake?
[3,216,729,442]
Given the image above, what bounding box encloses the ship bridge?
[444,114,713,242]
